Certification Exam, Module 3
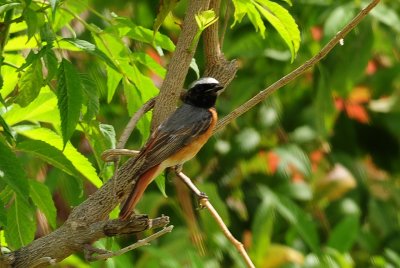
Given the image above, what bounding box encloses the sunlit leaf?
[261,244,304,267]
[153,0,180,35]
[0,3,21,15]
[18,127,102,188]
[254,0,300,61]
[3,87,59,126]
[16,140,79,178]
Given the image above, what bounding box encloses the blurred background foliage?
[1,0,400,267]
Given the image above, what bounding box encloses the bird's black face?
[183,77,223,108]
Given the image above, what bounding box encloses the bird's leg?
[101,149,140,162]
[174,166,208,208]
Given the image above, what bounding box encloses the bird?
[119,77,223,219]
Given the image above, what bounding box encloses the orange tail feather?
[119,165,160,220]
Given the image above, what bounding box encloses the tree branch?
[85,225,173,261]
[2,215,169,267]
[214,0,381,133]
[152,0,211,129]
[203,0,238,88]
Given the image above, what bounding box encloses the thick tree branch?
[214,0,381,133]
[2,215,169,267]
[152,0,211,129]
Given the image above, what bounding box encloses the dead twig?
[85,225,174,261]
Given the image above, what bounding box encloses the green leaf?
[15,59,43,107]
[275,194,320,253]
[16,140,79,178]
[85,122,116,170]
[0,54,25,98]
[0,114,14,142]
[106,65,122,103]
[155,173,167,198]
[19,127,102,188]
[231,0,252,26]
[0,198,6,226]
[61,38,119,72]
[56,59,84,146]
[314,66,337,138]
[370,2,400,33]
[0,3,21,15]
[3,87,60,126]
[29,180,57,228]
[153,0,179,35]
[324,4,355,38]
[80,74,99,122]
[133,52,166,79]
[195,10,218,31]
[40,23,56,46]
[0,139,29,199]
[274,144,311,178]
[122,78,139,116]
[327,215,359,253]
[24,8,38,40]
[117,18,175,51]
[251,193,275,265]
[50,0,59,18]
[4,195,36,249]
[254,0,300,61]
[43,47,58,83]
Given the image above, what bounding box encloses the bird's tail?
[119,164,160,220]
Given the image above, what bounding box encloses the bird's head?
[183,77,224,108]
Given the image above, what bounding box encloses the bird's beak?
[206,85,224,93]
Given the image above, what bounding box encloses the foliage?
[1,0,400,267]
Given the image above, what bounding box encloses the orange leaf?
[310,26,323,42]
[345,103,369,123]
[349,86,371,103]
[267,151,280,174]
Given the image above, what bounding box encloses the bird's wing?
[135,104,213,173]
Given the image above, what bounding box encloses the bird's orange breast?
[163,108,217,168]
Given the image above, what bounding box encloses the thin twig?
[176,172,255,268]
[214,0,381,133]
[117,97,156,150]
[86,225,174,261]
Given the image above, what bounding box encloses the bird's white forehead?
[189,77,220,88]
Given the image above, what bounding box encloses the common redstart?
[119,77,223,219]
